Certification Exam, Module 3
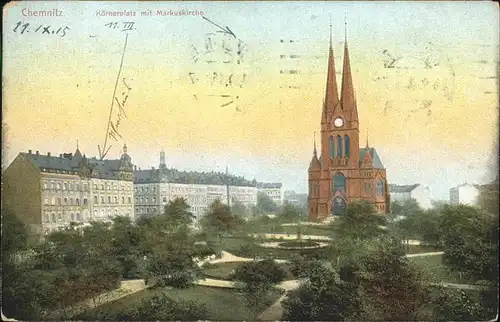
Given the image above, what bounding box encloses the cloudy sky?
[3,1,498,200]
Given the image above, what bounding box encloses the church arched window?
[337,135,343,157]
[333,172,346,194]
[344,135,350,157]
[329,136,335,158]
[376,179,384,196]
[364,182,372,196]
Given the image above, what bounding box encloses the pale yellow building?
[2,145,134,239]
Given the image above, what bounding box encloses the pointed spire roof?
[74,140,82,158]
[313,132,318,155]
[322,20,340,123]
[309,154,321,170]
[365,129,370,148]
[309,132,321,170]
[340,19,356,113]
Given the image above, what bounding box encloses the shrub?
[233,259,287,286]
[193,243,216,258]
[121,294,208,320]
[156,271,195,289]
[201,262,217,269]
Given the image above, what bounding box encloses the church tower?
[308,22,390,222]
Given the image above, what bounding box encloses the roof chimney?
[47,152,51,157]
[28,150,32,154]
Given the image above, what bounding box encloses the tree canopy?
[256,192,279,214]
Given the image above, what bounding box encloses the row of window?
[362,180,385,196]
[44,197,88,206]
[43,181,131,191]
[329,135,351,158]
[93,196,132,204]
[43,212,83,223]
[135,207,161,214]
[135,196,162,204]
[93,209,125,217]
[136,186,157,193]
[310,174,385,197]
[44,181,88,191]
[93,183,131,191]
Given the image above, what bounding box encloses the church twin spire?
[321,17,357,124]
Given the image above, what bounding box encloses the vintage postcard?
[2,1,499,321]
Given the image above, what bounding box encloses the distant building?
[2,145,134,238]
[449,183,479,206]
[257,182,284,205]
[133,153,282,220]
[284,190,308,206]
[389,184,432,209]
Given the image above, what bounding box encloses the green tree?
[231,198,249,217]
[161,197,196,228]
[232,259,288,312]
[355,239,428,320]
[283,261,363,321]
[419,286,485,321]
[142,199,200,288]
[336,200,387,241]
[1,206,28,256]
[257,192,279,214]
[438,204,497,284]
[108,216,144,279]
[393,208,441,246]
[201,199,244,243]
[277,202,303,222]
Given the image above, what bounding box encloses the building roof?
[21,150,130,181]
[133,168,261,187]
[22,153,76,172]
[256,182,282,189]
[359,148,385,169]
[389,184,419,193]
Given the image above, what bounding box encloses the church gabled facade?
[308,27,390,222]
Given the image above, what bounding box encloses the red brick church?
[308,27,390,222]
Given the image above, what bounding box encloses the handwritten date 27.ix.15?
[13,22,70,37]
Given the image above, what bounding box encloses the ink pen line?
[101,32,129,160]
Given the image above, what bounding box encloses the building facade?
[389,184,432,209]
[449,183,479,206]
[307,28,390,222]
[257,182,284,205]
[3,146,134,237]
[133,156,263,220]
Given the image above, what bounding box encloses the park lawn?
[202,262,241,280]
[73,285,282,321]
[409,254,465,284]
